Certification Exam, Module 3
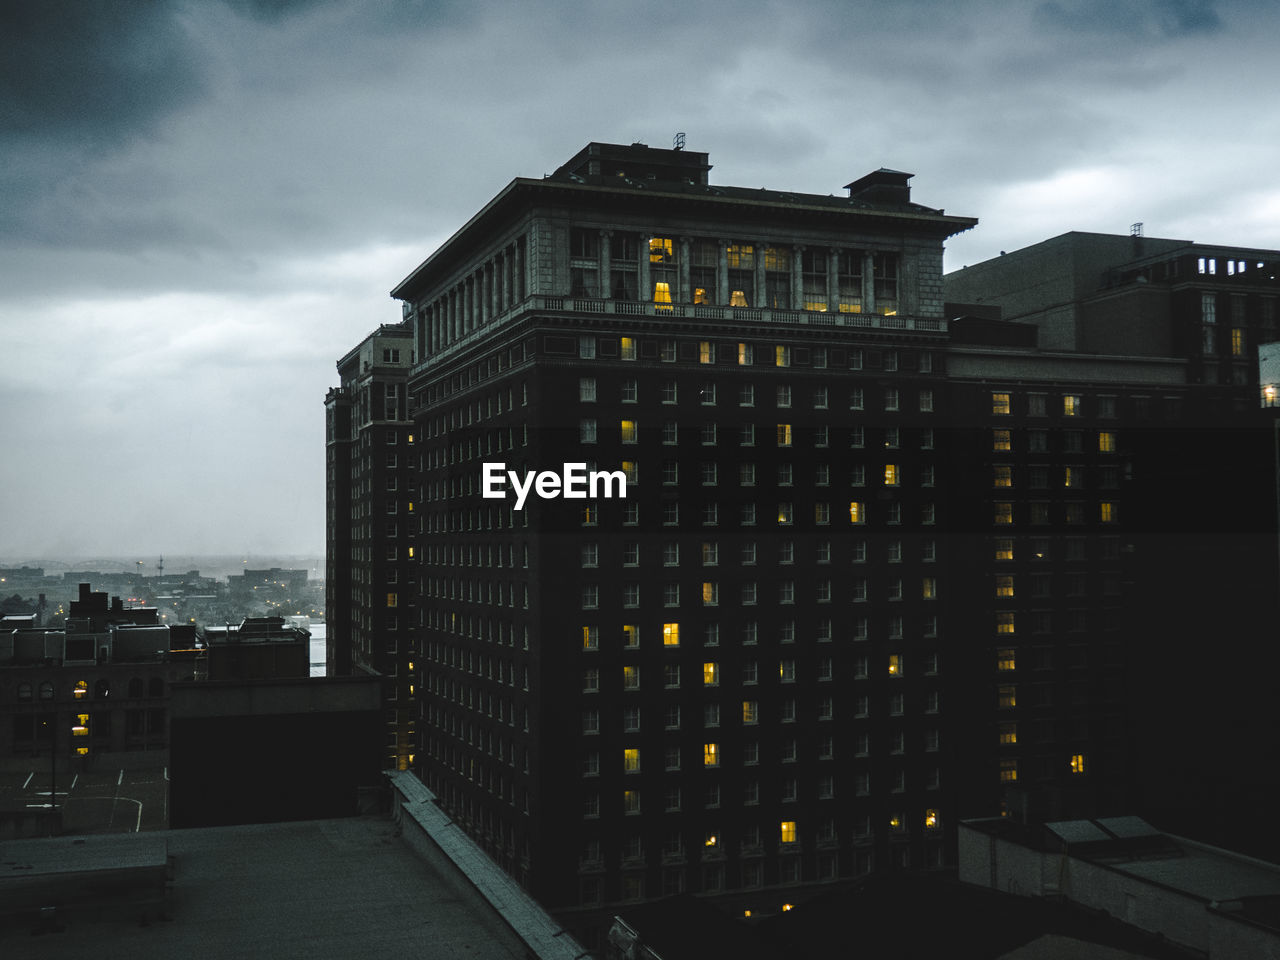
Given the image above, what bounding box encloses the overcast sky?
[2,0,1277,561]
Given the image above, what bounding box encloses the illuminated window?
[780,821,797,844]
[1000,722,1017,744]
[1063,394,1082,416]
[624,748,640,772]
[1000,759,1018,782]
[583,626,598,650]
[621,460,638,485]
[623,665,640,690]
[888,654,903,677]
[996,611,1015,634]
[623,790,641,815]
[618,419,639,445]
[992,392,1011,415]
[1100,502,1116,523]
[776,423,792,447]
[1070,753,1086,774]
[997,648,1016,671]
[994,502,1013,525]
[663,623,680,646]
[779,659,796,682]
[620,336,637,360]
[703,662,719,686]
[1098,431,1116,452]
[74,680,88,700]
[922,577,936,599]
[777,502,793,525]
[776,345,791,368]
[925,809,940,831]
[884,464,899,486]
[850,501,866,524]
[742,700,758,724]
[622,624,639,648]
[387,593,398,608]
[995,576,1014,597]
[998,685,1017,708]
[704,743,720,767]
[1232,328,1245,356]
[72,714,89,736]
[993,465,1012,487]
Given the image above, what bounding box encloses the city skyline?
[4,0,1280,557]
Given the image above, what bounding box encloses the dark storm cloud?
[1033,0,1223,37]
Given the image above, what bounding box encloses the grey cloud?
[1033,0,1223,38]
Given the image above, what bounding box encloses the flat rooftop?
[0,816,532,959]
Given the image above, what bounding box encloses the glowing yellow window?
[649,237,673,262]
[993,465,1012,487]
[74,681,88,700]
[76,746,89,756]
[1063,394,1081,416]
[623,665,640,690]
[993,429,1011,451]
[407,433,414,444]
[730,289,749,307]
[1098,431,1116,452]
[997,648,1016,671]
[780,820,797,844]
[1000,759,1018,782]
[888,654,903,676]
[777,503,793,525]
[994,502,1013,525]
[694,286,711,304]
[583,626,599,650]
[996,612,1015,634]
[702,582,718,605]
[925,809,940,830]
[995,539,1014,560]
[1100,502,1116,523]
[699,341,714,363]
[621,420,638,443]
[738,342,752,365]
[703,662,719,685]
[1070,753,1086,774]
[624,748,640,772]
[922,577,936,599]
[704,743,720,767]
[387,593,398,608]
[775,345,790,367]
[704,832,720,848]
[663,623,680,646]
[850,501,865,524]
[408,546,415,559]
[999,722,1018,744]
[621,336,637,359]
[777,424,792,446]
[407,501,414,512]
[653,282,672,309]
[742,700,758,724]
[992,392,1011,415]
[884,464,899,486]
[995,576,1014,597]
[998,685,1017,708]
[623,624,639,648]
[888,814,903,831]
[621,460,638,485]
[72,714,89,736]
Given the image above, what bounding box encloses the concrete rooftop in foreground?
[0,816,532,959]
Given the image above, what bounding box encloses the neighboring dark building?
[944,235,1280,861]
[167,676,383,827]
[200,615,309,681]
[325,321,418,771]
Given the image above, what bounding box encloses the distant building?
[199,615,309,681]
[325,321,418,771]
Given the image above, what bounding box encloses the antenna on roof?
[673,132,686,151]
[1130,222,1144,237]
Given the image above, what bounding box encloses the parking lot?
[0,765,169,833]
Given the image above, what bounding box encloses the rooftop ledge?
[416,294,946,369]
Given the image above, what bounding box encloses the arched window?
[39,681,54,700]
[74,680,88,700]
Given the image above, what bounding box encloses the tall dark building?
[326,146,1280,944]
[325,321,418,770]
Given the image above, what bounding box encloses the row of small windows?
[993,502,1118,524]
[13,678,162,701]
[579,419,935,450]
[576,336,930,373]
[580,376,933,411]
[993,429,1116,453]
[578,500,935,527]
[993,391,1187,421]
[581,576,938,609]
[581,539,936,567]
[582,623,940,651]
[582,654,932,692]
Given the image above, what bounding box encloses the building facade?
[325,321,419,770]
